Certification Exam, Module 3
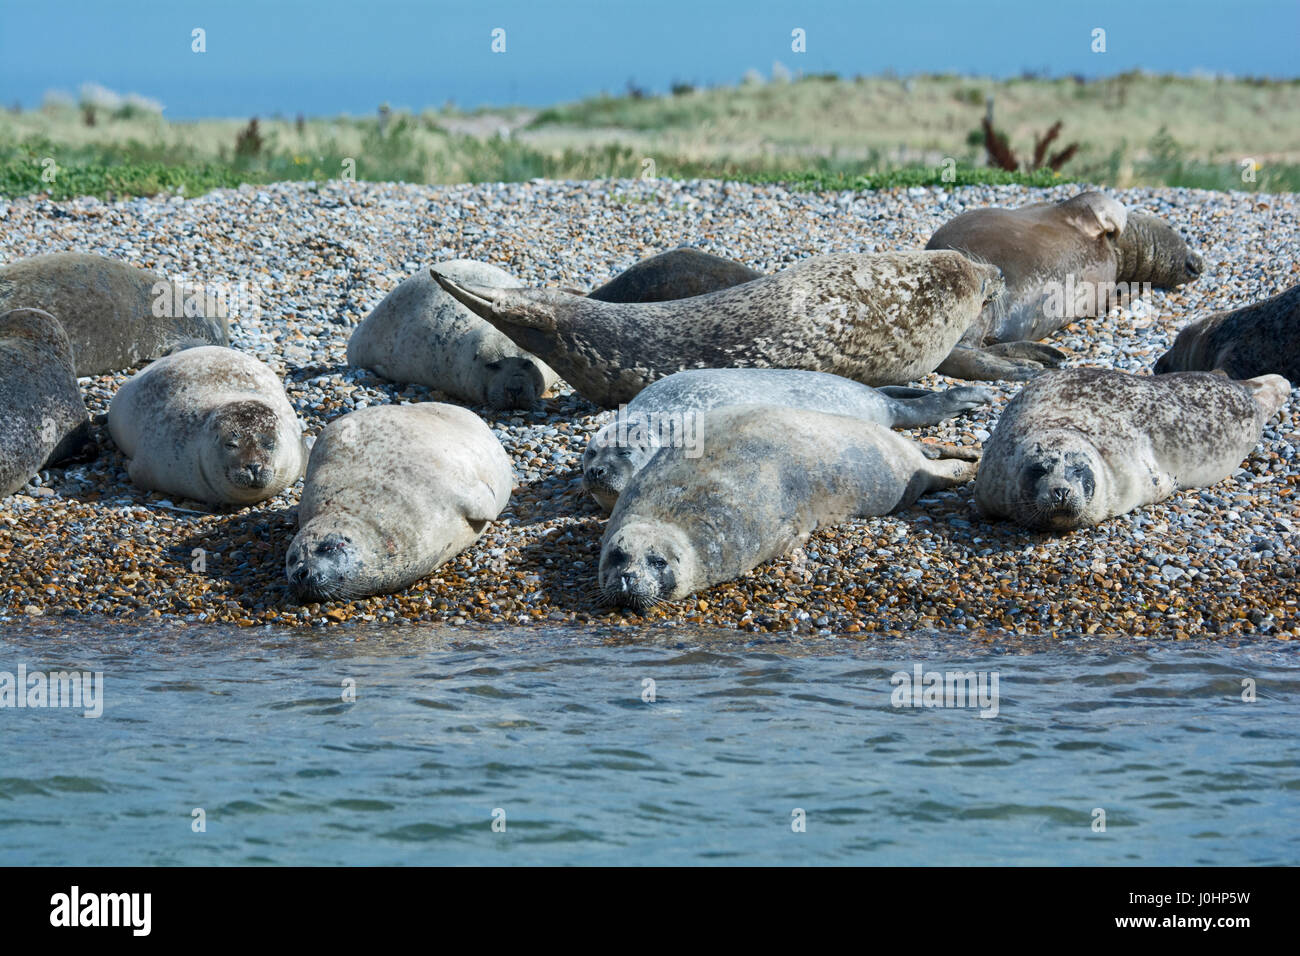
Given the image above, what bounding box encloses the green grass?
[2,73,1297,200]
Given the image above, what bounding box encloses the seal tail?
[1238,374,1291,419]
[430,269,561,332]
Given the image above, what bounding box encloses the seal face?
[434,251,1004,408]
[286,403,514,602]
[975,368,1290,531]
[0,252,229,375]
[1155,283,1300,381]
[926,191,1203,345]
[107,346,307,505]
[0,307,93,498]
[347,259,557,409]
[581,368,991,511]
[597,404,980,609]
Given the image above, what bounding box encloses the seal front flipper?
[982,341,1068,365]
[936,344,1054,382]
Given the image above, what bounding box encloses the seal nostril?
[1052,487,1070,505]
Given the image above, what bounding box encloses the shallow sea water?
[1,620,1296,865]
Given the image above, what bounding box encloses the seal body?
[974,368,1289,532]
[598,404,980,609]
[927,191,1203,345]
[347,260,557,409]
[582,368,992,511]
[286,403,513,602]
[0,252,229,375]
[108,346,306,505]
[0,308,93,497]
[587,248,762,302]
[1155,284,1300,380]
[433,251,1003,408]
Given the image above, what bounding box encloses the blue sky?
[1,0,1295,118]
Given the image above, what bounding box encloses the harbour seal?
[0,308,94,498]
[286,403,513,602]
[1155,284,1300,381]
[108,346,307,505]
[347,259,558,409]
[598,404,980,610]
[926,192,1203,379]
[582,368,993,511]
[0,252,229,375]
[433,251,1004,408]
[586,247,763,302]
[974,368,1289,532]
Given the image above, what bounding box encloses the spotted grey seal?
[974,368,1289,532]
[582,368,993,511]
[926,192,1203,379]
[0,308,94,498]
[0,252,229,375]
[433,251,1003,408]
[1155,284,1300,381]
[286,403,513,602]
[347,259,558,409]
[598,404,980,610]
[108,346,307,505]
[586,248,763,302]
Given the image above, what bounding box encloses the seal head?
[286,515,373,603]
[1011,431,1105,531]
[205,399,294,501]
[599,520,696,610]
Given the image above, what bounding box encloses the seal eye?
[1024,464,1048,482]
[648,555,668,570]
[223,440,239,450]
[484,361,502,371]
[607,547,628,565]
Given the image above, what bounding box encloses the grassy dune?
[2,72,1297,199]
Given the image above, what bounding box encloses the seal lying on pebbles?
[598,404,980,610]
[433,251,1004,407]
[927,192,1204,379]
[0,252,229,376]
[586,247,762,302]
[0,308,94,498]
[286,403,513,602]
[582,368,993,511]
[975,368,1290,532]
[108,346,307,505]
[1155,284,1300,381]
[347,259,558,409]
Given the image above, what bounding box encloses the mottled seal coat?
[108,346,307,505]
[975,368,1289,532]
[286,403,513,602]
[582,368,992,511]
[347,259,558,409]
[0,252,229,375]
[586,248,762,302]
[0,308,94,498]
[433,251,1004,408]
[1155,284,1300,381]
[598,404,980,609]
[926,192,1204,378]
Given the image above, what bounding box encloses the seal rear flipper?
[1238,373,1292,419]
[936,344,1054,382]
[430,269,560,332]
[887,386,994,427]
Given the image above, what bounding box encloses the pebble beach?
[1,178,1297,640]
